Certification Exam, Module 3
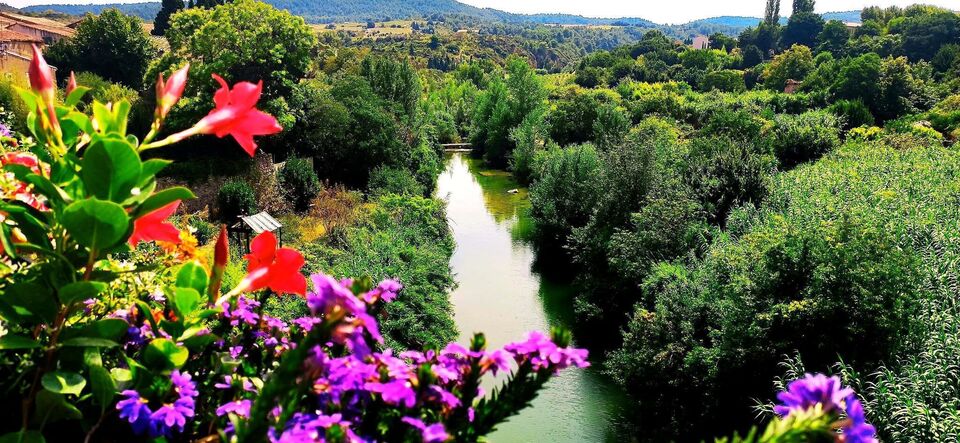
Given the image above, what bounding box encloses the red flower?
[194,74,282,156]
[129,200,182,247]
[28,45,54,100]
[66,72,77,97]
[156,64,190,119]
[1,152,50,211]
[242,231,306,296]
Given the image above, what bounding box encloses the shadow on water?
[437,152,636,443]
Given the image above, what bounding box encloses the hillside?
[21,0,859,29]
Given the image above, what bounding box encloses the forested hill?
[20,0,856,29]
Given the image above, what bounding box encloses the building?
[0,12,74,45]
[691,35,710,50]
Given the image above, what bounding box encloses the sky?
[3,0,958,24]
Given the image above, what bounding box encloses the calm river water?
[436,152,630,442]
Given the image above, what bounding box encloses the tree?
[360,56,422,121]
[782,12,824,48]
[816,20,850,56]
[792,0,815,14]
[150,0,316,139]
[153,0,183,36]
[45,9,158,88]
[709,32,737,51]
[762,44,815,90]
[742,45,764,68]
[764,0,781,26]
[832,53,882,115]
[901,10,960,61]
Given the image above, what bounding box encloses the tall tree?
[792,0,815,15]
[152,0,183,36]
[764,0,781,26]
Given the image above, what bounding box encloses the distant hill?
[19,0,860,31]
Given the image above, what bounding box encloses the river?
[436,152,630,442]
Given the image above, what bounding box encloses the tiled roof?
[0,11,69,29]
[0,28,42,43]
[6,21,75,37]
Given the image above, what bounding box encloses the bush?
[217,179,257,221]
[278,157,320,212]
[367,166,425,197]
[828,99,876,131]
[771,111,842,168]
[529,144,603,244]
[72,72,140,106]
[701,70,746,92]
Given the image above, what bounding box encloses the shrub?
[278,157,320,212]
[771,111,842,168]
[217,179,257,221]
[828,99,876,131]
[701,70,746,92]
[529,144,603,244]
[367,166,425,197]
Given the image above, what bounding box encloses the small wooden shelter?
[229,211,283,251]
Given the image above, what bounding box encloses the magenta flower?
[402,417,449,442]
[365,379,417,408]
[774,373,854,417]
[150,397,195,436]
[504,331,590,372]
[216,399,252,418]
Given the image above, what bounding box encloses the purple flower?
[0,123,11,138]
[308,274,365,316]
[504,331,590,372]
[841,396,878,443]
[401,417,449,442]
[774,374,853,417]
[292,316,322,332]
[116,390,152,435]
[223,296,260,326]
[216,399,252,418]
[365,379,416,408]
[171,370,198,398]
[150,397,194,436]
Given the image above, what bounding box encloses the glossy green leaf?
[140,159,172,183]
[89,365,116,411]
[136,186,195,216]
[58,281,108,306]
[59,337,119,348]
[110,367,132,389]
[34,390,82,424]
[176,261,209,295]
[64,85,91,107]
[61,199,129,250]
[5,281,56,323]
[0,430,45,443]
[0,335,41,350]
[78,318,129,342]
[143,338,189,370]
[41,370,86,396]
[172,288,202,319]
[81,136,142,202]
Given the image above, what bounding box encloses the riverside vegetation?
[0,0,956,441]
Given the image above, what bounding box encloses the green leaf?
[89,365,116,411]
[58,281,108,306]
[33,390,81,424]
[143,338,189,370]
[59,338,119,348]
[41,370,86,396]
[2,164,66,210]
[78,318,129,342]
[176,261,209,295]
[81,136,142,202]
[110,367,132,390]
[172,288,201,319]
[61,199,129,250]
[4,281,56,323]
[140,159,172,183]
[0,431,45,443]
[65,86,91,107]
[136,187,195,217]
[0,335,41,350]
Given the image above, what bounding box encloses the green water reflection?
[437,152,631,442]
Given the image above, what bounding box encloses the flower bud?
[28,45,55,101]
[208,225,229,300]
[156,63,189,119]
[66,71,77,96]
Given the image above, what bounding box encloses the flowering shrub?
[0,48,588,442]
[717,374,877,443]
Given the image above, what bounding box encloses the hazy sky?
[4,0,958,23]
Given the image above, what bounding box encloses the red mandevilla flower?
[1,152,50,211]
[241,231,306,296]
[193,74,283,156]
[129,200,182,247]
[156,64,190,119]
[207,225,229,298]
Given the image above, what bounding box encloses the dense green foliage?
[46,9,158,88]
[217,179,257,221]
[278,157,321,212]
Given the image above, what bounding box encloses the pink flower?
[66,71,77,96]
[155,64,189,119]
[194,74,282,156]
[28,45,54,100]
